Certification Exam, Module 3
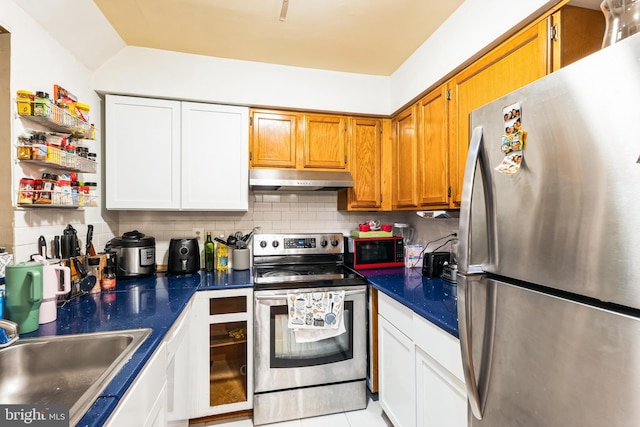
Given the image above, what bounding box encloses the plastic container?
[18,178,34,204]
[215,236,229,272]
[16,90,33,116]
[33,91,49,117]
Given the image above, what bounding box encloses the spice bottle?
[102,266,117,291]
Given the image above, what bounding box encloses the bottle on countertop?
[215,235,228,272]
[102,265,117,291]
[204,231,215,272]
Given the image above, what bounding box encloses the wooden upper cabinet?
[392,104,419,209]
[549,6,605,72]
[250,110,298,168]
[341,117,382,209]
[448,20,549,207]
[417,85,449,208]
[447,5,603,207]
[303,114,348,169]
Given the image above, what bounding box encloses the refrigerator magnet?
[497,102,525,174]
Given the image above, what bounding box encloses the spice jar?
[32,179,42,204]
[37,173,57,204]
[18,178,34,204]
[33,91,49,117]
[16,90,33,116]
[85,182,97,207]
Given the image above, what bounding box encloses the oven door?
[254,285,367,393]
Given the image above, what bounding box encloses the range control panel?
[253,233,344,257]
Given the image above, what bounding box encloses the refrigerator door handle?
[459,126,497,273]
[458,273,497,420]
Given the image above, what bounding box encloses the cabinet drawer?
[413,314,463,382]
[378,292,413,338]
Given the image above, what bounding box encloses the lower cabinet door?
[378,315,415,427]
[192,289,254,418]
[105,342,168,426]
[416,347,467,427]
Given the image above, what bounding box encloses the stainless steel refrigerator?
[457,33,640,427]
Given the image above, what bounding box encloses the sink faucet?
[0,319,19,348]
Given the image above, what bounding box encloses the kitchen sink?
[0,328,152,426]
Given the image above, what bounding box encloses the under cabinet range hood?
[250,169,354,191]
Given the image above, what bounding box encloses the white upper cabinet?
[105,95,248,211]
[181,102,248,210]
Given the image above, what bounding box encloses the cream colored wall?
[1,0,117,263]
[0,32,13,251]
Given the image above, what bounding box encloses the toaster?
[422,251,451,278]
[168,237,200,275]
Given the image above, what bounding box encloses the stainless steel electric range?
[252,233,368,426]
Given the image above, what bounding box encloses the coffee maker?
[168,238,200,275]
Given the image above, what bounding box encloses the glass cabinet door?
[193,289,253,419]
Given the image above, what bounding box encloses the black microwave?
[344,236,404,269]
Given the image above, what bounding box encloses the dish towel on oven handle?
[287,290,346,343]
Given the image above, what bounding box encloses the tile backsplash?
[118,192,459,265]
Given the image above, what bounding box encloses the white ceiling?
[92,0,465,76]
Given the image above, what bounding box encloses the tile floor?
[192,396,393,427]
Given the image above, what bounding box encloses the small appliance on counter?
[441,263,457,283]
[167,237,200,275]
[105,230,156,279]
[344,236,404,269]
[422,251,451,279]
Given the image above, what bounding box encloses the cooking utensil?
[38,236,47,259]
[73,257,96,293]
[226,235,238,246]
[61,235,71,259]
[214,237,228,246]
[53,236,61,259]
[86,225,96,257]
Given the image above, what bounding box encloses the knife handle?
[53,236,61,259]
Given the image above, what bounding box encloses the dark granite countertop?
[7,264,457,425]
[17,269,253,427]
[360,267,459,338]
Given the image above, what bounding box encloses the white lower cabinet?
[191,288,254,418]
[105,342,168,427]
[105,297,194,427]
[378,292,466,427]
[379,316,416,427]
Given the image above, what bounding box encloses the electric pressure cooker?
[105,230,156,279]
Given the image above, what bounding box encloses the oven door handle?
[255,288,366,300]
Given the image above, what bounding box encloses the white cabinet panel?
[106,95,181,209]
[416,347,466,427]
[105,342,168,427]
[106,95,249,211]
[379,315,415,427]
[181,102,248,210]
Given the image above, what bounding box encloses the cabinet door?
[181,102,248,210]
[303,114,348,169]
[105,342,168,427]
[417,85,449,208]
[344,117,382,209]
[416,347,466,427]
[448,21,548,207]
[106,95,181,209]
[392,104,419,209]
[549,6,605,72]
[192,289,253,418]
[250,110,298,168]
[378,315,415,427]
